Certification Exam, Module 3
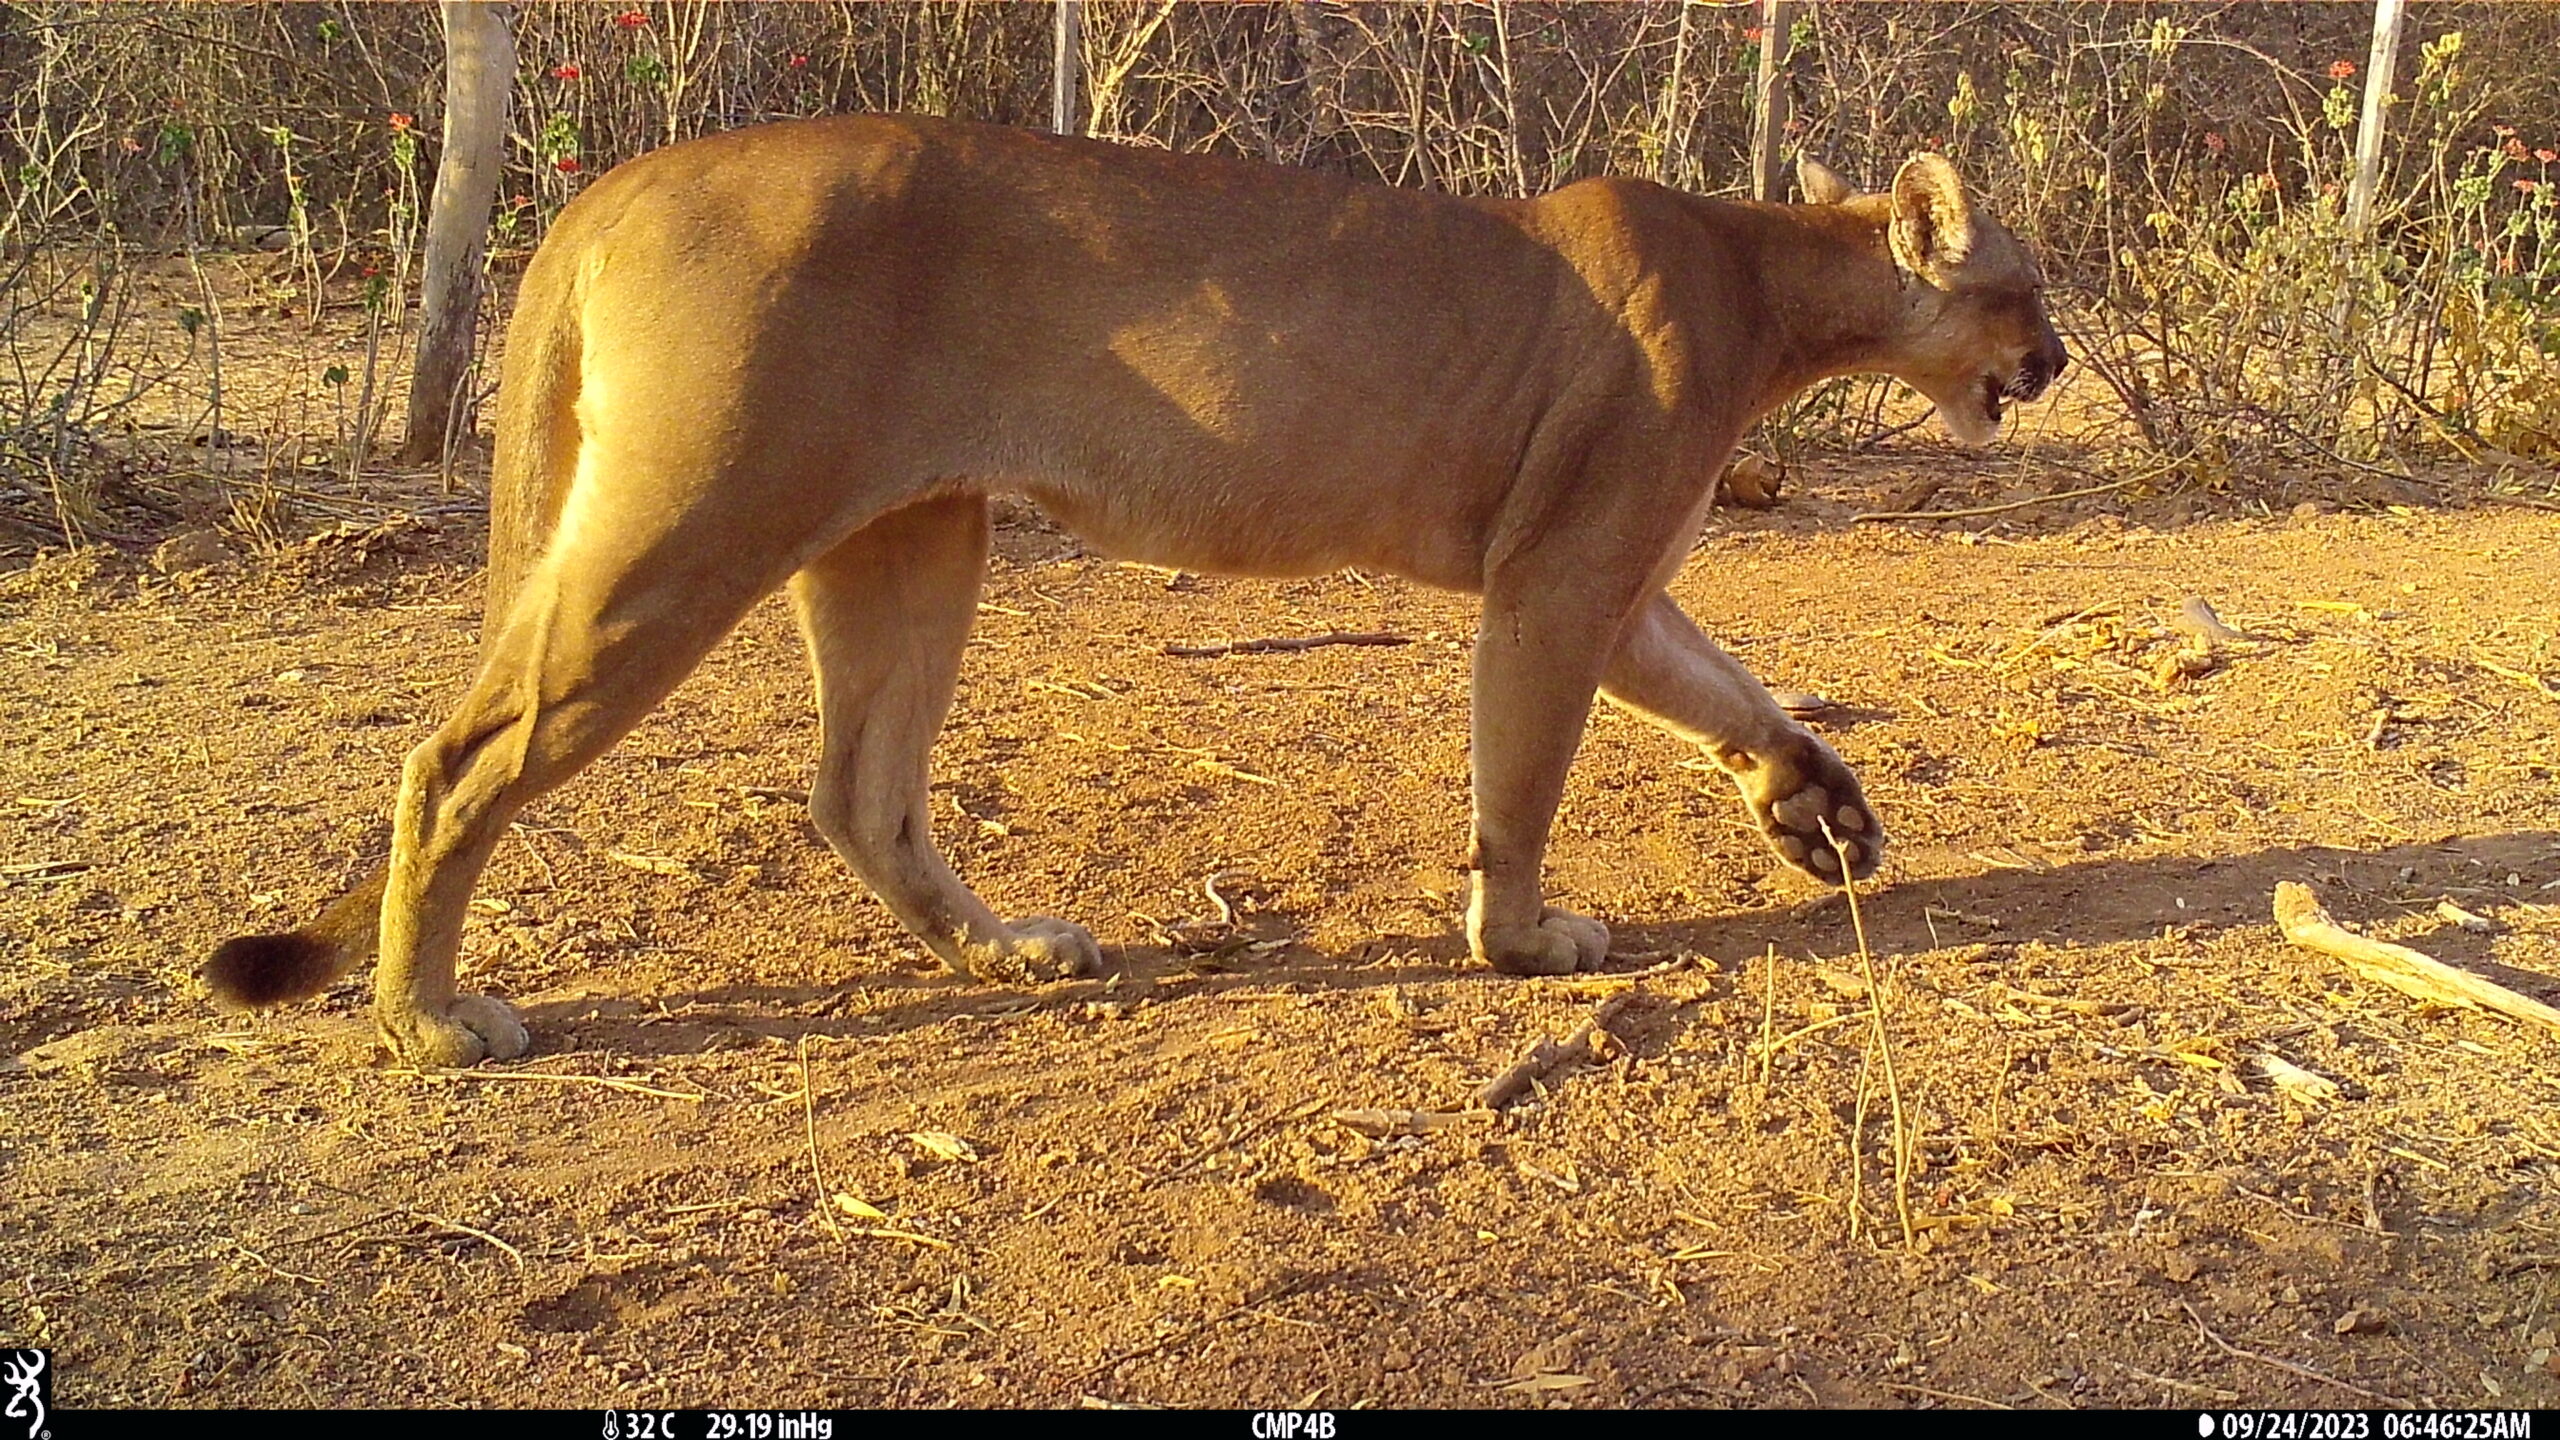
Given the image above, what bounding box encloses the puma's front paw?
[1724,725,1885,883]
[965,916,1103,984]
[377,993,531,1068]
[1476,907,1612,976]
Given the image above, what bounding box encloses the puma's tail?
[202,866,389,1007]
[202,235,587,1010]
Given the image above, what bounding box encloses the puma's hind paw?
[377,993,531,1068]
[1729,725,1886,884]
[966,916,1103,984]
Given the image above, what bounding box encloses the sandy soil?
[4,435,2558,1411]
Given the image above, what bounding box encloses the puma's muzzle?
[2011,332,2068,403]
[1983,327,2067,427]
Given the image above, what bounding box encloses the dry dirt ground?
[3,443,2560,1411]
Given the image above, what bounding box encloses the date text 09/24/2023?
[2201,1415,2533,1440]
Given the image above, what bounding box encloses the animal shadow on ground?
[525,830,2559,1059]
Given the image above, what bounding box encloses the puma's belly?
[1021,477,1484,589]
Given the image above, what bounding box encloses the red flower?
[551,63,580,81]
[2328,59,2356,81]
[554,156,582,174]
[615,10,648,28]
[2539,149,2559,164]
[787,54,808,70]
[2518,178,2541,194]
[2507,137,2530,160]
[510,194,532,209]
[1742,26,1762,42]
[361,263,381,278]
[388,112,413,132]
[2494,123,2517,138]
[2203,131,2226,154]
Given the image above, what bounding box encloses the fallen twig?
[1884,1381,2013,1409]
[2178,1300,2407,1406]
[1474,991,1639,1111]
[1078,1276,1316,1386]
[1851,475,2141,523]
[1,860,91,883]
[2273,882,2560,1038]
[2476,657,2560,700]
[1162,631,1410,659]
[2105,1360,2240,1404]
[846,1226,951,1249]
[304,1180,524,1269]
[1332,1107,1494,1138]
[1853,415,1933,453]
[396,1067,706,1102]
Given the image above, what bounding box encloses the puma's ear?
[1888,153,1977,282]
[1797,157,1859,206]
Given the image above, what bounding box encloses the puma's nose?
[2016,339,2067,401]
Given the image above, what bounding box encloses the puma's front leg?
[1601,592,1884,882]
[1463,566,1638,977]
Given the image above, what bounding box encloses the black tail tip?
[202,932,341,1009]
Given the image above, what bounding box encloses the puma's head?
[1800,154,2068,445]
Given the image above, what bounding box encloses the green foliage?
[538,113,581,162]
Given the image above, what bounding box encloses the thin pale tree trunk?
[1751,0,1797,201]
[1053,0,1082,136]
[2345,0,2406,239]
[398,1,514,466]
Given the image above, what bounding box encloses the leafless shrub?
[1,2,2553,550]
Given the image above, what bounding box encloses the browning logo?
[0,1350,45,1440]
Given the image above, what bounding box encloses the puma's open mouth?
[2003,363,2056,406]
[1982,364,2053,425]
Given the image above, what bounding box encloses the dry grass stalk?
[1755,941,1778,1099]
[799,1034,843,1243]
[1826,817,1915,1251]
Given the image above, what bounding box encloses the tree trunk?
[1052,0,1082,137]
[1750,0,1798,201]
[2345,0,2407,239]
[398,1,515,466]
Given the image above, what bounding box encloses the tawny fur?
[205,119,2062,1066]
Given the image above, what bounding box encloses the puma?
[204,115,2064,1067]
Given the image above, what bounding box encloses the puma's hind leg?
[1600,592,1884,882]
[373,507,792,1067]
[791,494,1100,984]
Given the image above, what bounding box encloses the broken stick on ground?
[1162,631,1410,658]
[1474,990,1640,1111]
[2272,881,2560,1038]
